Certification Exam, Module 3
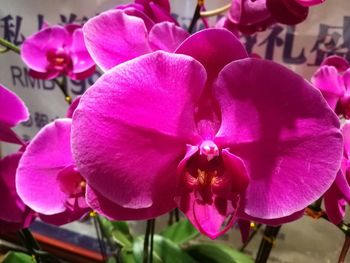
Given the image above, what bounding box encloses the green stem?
[143,219,156,263]
[93,215,107,261]
[0,37,20,54]
[17,229,42,263]
[255,225,281,263]
[55,76,71,105]
[143,220,152,263]
[188,2,202,33]
[150,219,155,263]
[339,235,350,263]
[239,224,262,252]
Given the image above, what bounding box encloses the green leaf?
[186,243,253,263]
[133,235,196,263]
[160,219,199,245]
[106,257,118,263]
[98,216,133,249]
[120,248,137,263]
[2,251,33,263]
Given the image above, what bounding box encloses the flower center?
[57,165,86,197]
[46,48,71,71]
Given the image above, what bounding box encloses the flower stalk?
[255,225,281,263]
[0,37,20,54]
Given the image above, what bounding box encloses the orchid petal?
[237,219,251,243]
[29,69,60,80]
[0,123,24,145]
[21,26,69,72]
[266,0,309,25]
[342,121,350,158]
[67,65,96,81]
[17,119,75,214]
[176,192,236,239]
[0,153,27,222]
[83,9,152,71]
[311,65,345,109]
[0,84,29,126]
[121,6,155,32]
[0,210,34,233]
[136,0,171,12]
[324,171,348,224]
[70,28,95,74]
[230,0,270,25]
[221,149,249,194]
[294,0,325,7]
[147,1,177,24]
[237,209,304,225]
[72,51,206,211]
[321,55,349,72]
[66,96,81,118]
[86,185,176,220]
[148,22,189,52]
[175,29,247,82]
[214,58,342,219]
[39,206,90,226]
[344,68,350,91]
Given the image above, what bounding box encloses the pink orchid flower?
[71,29,342,239]
[118,0,177,25]
[324,121,350,224]
[16,118,91,225]
[0,84,29,145]
[228,0,325,34]
[83,9,189,72]
[21,24,96,80]
[0,152,35,232]
[311,55,350,118]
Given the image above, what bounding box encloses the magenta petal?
[332,169,350,202]
[39,207,90,226]
[16,119,75,214]
[66,96,81,118]
[0,84,29,126]
[29,69,60,80]
[266,0,309,25]
[21,26,69,72]
[83,9,152,71]
[175,29,247,82]
[67,65,96,81]
[237,209,304,225]
[70,28,95,74]
[147,2,178,24]
[237,219,251,243]
[193,198,236,239]
[148,22,189,52]
[136,0,171,12]
[86,185,176,220]
[0,207,34,233]
[230,0,271,25]
[221,149,249,193]
[214,58,342,219]
[72,51,205,210]
[122,7,155,32]
[0,123,24,145]
[342,121,350,158]
[294,0,325,7]
[324,171,348,224]
[311,65,345,109]
[177,192,235,239]
[0,153,27,222]
[321,55,349,72]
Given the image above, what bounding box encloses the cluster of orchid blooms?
[1,0,348,244]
